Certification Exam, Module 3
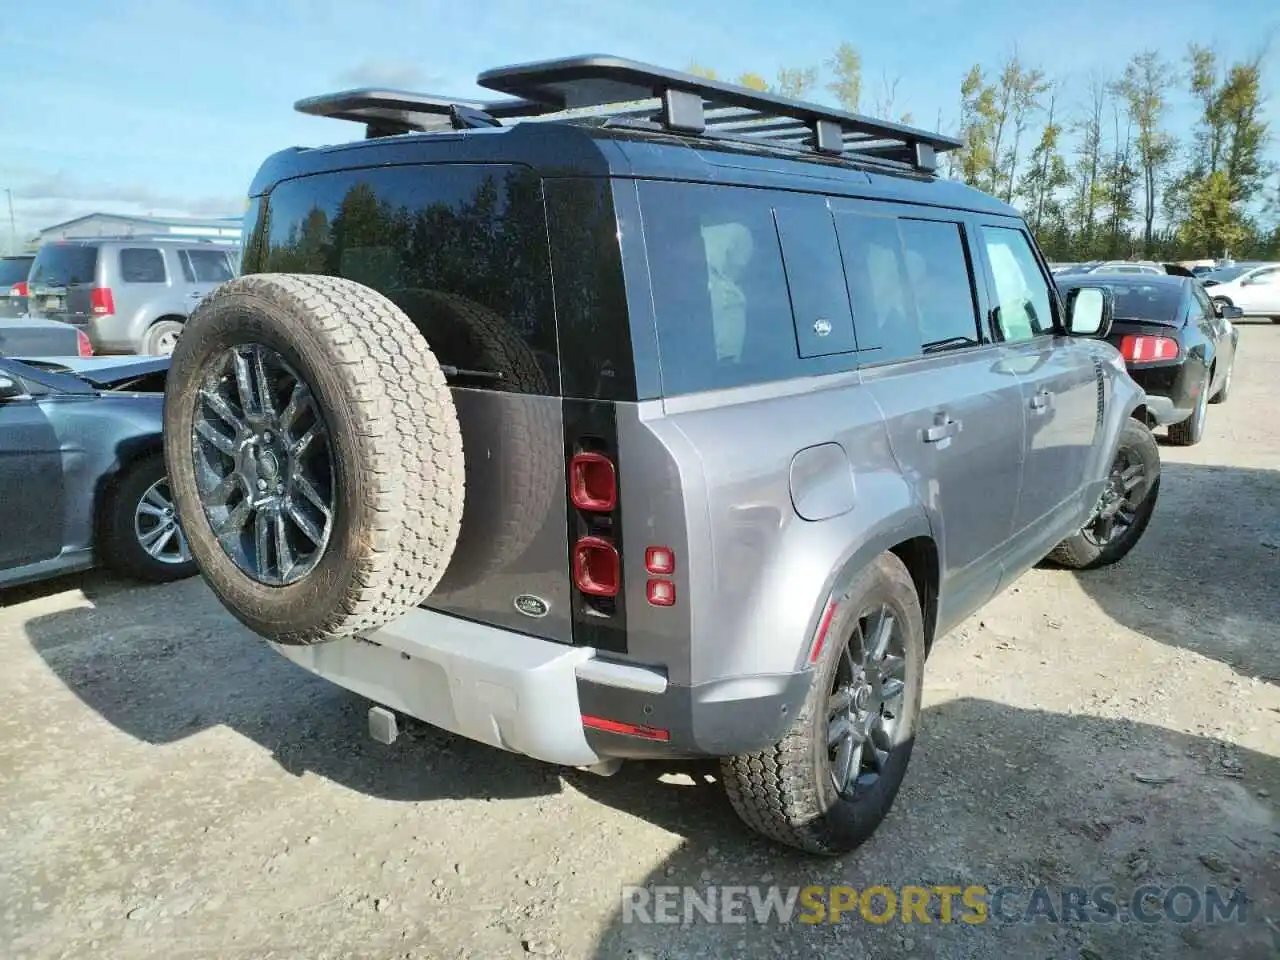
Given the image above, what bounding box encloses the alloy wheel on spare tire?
[163,273,465,645]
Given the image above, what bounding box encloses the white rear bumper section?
[271,606,666,768]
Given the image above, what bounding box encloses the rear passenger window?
[896,219,981,349]
[183,249,235,283]
[262,164,557,395]
[120,248,166,283]
[639,181,859,396]
[833,212,921,363]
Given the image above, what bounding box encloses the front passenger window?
[980,227,1055,342]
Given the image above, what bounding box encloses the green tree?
[1112,51,1177,256]
[1018,92,1072,235]
[825,42,862,112]
[957,65,998,188]
[1068,77,1108,256]
[776,66,819,100]
[735,72,770,91]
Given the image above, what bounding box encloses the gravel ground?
[2,324,1278,960]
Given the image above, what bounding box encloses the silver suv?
[161,56,1161,855]
[26,238,239,355]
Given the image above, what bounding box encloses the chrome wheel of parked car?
[827,604,908,800]
[192,343,335,587]
[134,477,191,565]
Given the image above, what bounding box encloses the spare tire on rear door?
[163,273,465,645]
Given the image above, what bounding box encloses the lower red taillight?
[90,286,115,315]
[76,331,93,357]
[582,714,670,741]
[11,280,27,297]
[573,536,620,597]
[1119,334,1178,363]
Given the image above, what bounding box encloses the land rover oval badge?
[514,594,550,618]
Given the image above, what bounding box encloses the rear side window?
[120,248,167,283]
[832,212,920,364]
[639,181,860,395]
[262,164,557,395]
[182,249,235,283]
[0,258,32,285]
[29,245,98,287]
[896,219,981,348]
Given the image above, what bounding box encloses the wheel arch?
[91,434,165,544]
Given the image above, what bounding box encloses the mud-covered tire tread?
[164,273,465,645]
[1047,418,1160,571]
[720,553,923,856]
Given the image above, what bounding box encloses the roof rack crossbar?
[294,88,554,138]
[476,55,961,172]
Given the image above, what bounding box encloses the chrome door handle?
[1029,390,1051,412]
[922,415,961,443]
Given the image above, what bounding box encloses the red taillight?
[646,579,676,606]
[645,546,675,575]
[645,545,676,607]
[569,452,617,512]
[572,536,620,597]
[1118,334,1178,363]
[582,714,670,741]
[11,280,27,297]
[90,287,115,316]
[76,331,93,357]
[809,599,840,664]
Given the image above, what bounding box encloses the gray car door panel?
[0,389,64,571]
[862,347,1025,634]
[972,222,1101,549]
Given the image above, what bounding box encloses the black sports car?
[1055,273,1240,446]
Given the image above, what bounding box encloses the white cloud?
[335,58,444,91]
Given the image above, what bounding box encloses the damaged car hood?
[11,355,170,389]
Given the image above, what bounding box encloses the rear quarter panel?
[618,373,931,688]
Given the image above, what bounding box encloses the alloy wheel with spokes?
[826,604,909,800]
[1083,449,1147,548]
[133,477,191,565]
[191,343,335,587]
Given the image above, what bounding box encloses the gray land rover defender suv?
[163,55,1160,855]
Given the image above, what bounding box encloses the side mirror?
[1221,304,1244,320]
[0,374,28,401]
[1064,286,1113,338]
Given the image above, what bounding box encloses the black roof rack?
[295,54,962,173]
[294,88,555,139]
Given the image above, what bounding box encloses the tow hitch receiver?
[368,706,399,745]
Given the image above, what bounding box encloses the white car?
[1205,263,1280,322]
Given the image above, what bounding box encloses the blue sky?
[2,0,1276,246]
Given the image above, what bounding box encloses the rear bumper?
[271,607,810,766]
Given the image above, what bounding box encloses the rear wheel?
[99,454,197,583]
[1209,362,1232,404]
[1166,370,1209,446]
[141,319,184,356]
[162,274,465,645]
[720,553,925,855]
[1047,417,1160,570]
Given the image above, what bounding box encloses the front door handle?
[1029,390,1052,412]
[922,414,961,444]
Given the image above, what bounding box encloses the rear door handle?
[1029,390,1052,412]
[922,414,961,443]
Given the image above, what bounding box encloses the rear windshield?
[1068,281,1184,324]
[255,163,557,395]
[29,245,99,287]
[0,258,33,285]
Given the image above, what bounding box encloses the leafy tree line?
[690,43,1278,262]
